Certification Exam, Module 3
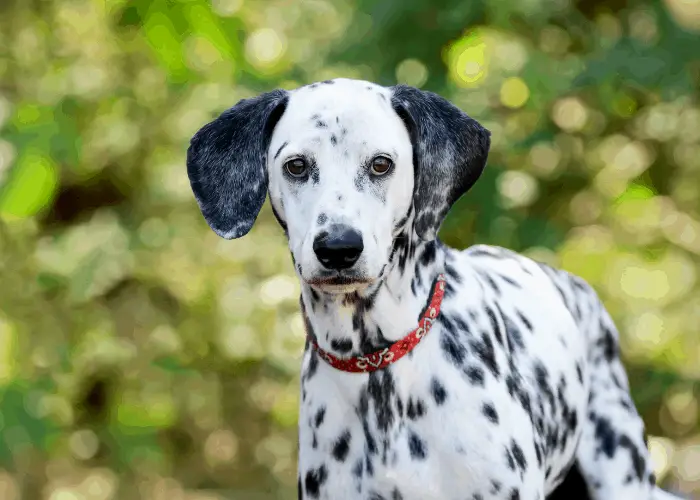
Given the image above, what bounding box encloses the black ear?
[390,85,491,240]
[187,89,289,239]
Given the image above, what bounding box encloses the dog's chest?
[296,253,589,499]
[297,343,534,500]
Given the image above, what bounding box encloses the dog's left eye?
[285,159,308,177]
[370,156,393,176]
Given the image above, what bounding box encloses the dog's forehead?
[282,79,395,129]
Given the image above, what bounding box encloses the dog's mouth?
[305,274,374,294]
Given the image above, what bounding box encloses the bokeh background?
[0,0,699,498]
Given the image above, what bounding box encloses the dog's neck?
[298,232,447,359]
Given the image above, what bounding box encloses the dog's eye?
[285,159,308,178]
[370,156,393,176]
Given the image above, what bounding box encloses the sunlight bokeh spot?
[204,429,239,466]
[648,436,674,480]
[619,266,670,301]
[664,0,700,31]
[500,77,530,109]
[395,59,429,88]
[445,31,488,87]
[69,429,100,461]
[494,39,528,72]
[0,150,58,218]
[528,142,561,177]
[0,316,17,385]
[245,28,287,70]
[259,275,298,307]
[552,97,588,132]
[212,0,245,16]
[498,170,539,208]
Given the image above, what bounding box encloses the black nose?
[313,226,364,270]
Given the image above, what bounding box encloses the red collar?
[308,274,447,373]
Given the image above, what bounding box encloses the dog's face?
[266,81,414,293]
[187,79,490,294]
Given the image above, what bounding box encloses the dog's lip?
[305,275,373,286]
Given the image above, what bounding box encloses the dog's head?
[187,79,490,294]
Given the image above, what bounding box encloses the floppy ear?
[390,85,491,240]
[186,89,289,239]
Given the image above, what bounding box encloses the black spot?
[464,365,485,386]
[439,317,467,365]
[516,310,532,331]
[444,262,463,284]
[482,403,499,423]
[368,371,396,430]
[332,430,351,462]
[305,349,319,380]
[503,313,525,351]
[408,432,427,460]
[304,465,327,498]
[419,241,437,266]
[591,412,617,458]
[392,488,404,500]
[317,213,328,225]
[534,362,556,409]
[314,407,325,428]
[506,447,516,470]
[393,211,410,233]
[575,363,584,384]
[315,120,328,128]
[406,398,426,420]
[431,378,447,405]
[484,306,503,345]
[535,441,543,466]
[330,134,337,146]
[510,439,527,473]
[508,488,520,500]
[330,338,353,353]
[599,325,619,362]
[470,331,499,378]
[496,273,521,288]
[321,79,334,84]
[619,434,647,481]
[352,458,363,478]
[478,270,501,296]
[365,452,374,476]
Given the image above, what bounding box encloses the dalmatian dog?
[186,79,682,500]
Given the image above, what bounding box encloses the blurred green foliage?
[0,0,699,498]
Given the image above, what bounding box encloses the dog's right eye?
[284,159,308,178]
